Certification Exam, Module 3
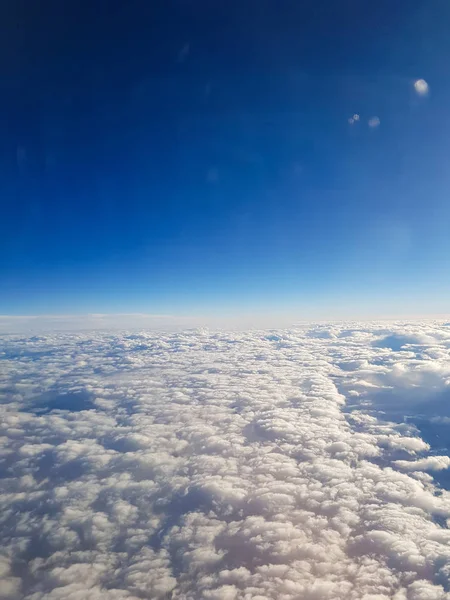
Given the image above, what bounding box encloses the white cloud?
[0,322,450,598]
[394,456,450,472]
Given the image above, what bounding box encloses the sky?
[2,0,450,319]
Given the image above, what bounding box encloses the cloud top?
[1,322,450,598]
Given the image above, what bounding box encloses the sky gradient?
[2,0,450,318]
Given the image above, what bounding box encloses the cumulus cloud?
[1,322,450,598]
[394,456,450,472]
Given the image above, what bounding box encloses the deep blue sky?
[2,0,450,317]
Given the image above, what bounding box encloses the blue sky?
[2,0,450,318]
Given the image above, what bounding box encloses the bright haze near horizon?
[1,0,450,322]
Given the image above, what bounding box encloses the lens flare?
[414,79,429,95]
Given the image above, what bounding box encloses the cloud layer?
[1,321,450,599]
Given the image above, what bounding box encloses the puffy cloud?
[394,456,450,472]
[0,322,450,598]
